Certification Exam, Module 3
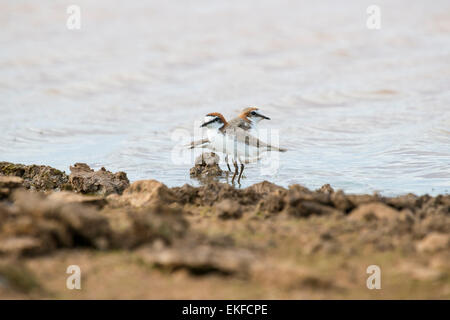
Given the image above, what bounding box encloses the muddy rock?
[243,181,286,208]
[283,185,340,217]
[215,199,242,219]
[172,182,243,206]
[0,176,24,200]
[346,194,382,207]
[190,152,223,179]
[245,181,285,196]
[69,163,129,196]
[349,202,399,221]
[317,184,334,194]
[243,181,287,214]
[416,233,450,253]
[0,189,187,256]
[137,243,254,276]
[0,162,69,191]
[192,182,240,206]
[385,193,422,211]
[255,189,286,214]
[46,191,107,209]
[108,180,177,208]
[0,190,109,255]
[102,205,188,248]
[285,200,341,217]
[171,184,199,204]
[330,190,354,212]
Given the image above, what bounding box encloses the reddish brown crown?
[238,107,259,122]
[206,112,228,126]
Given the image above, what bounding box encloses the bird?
[200,113,286,184]
[189,107,271,171]
[227,107,271,132]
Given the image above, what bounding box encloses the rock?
[283,184,340,217]
[330,190,353,212]
[69,163,129,196]
[136,244,254,276]
[416,233,450,253]
[0,188,187,256]
[0,162,69,191]
[286,200,341,217]
[399,262,443,281]
[0,263,42,293]
[102,206,188,248]
[349,202,399,221]
[108,180,177,208]
[346,194,381,207]
[192,182,240,206]
[255,190,286,214]
[190,152,222,178]
[195,152,219,166]
[215,199,242,219]
[0,176,23,188]
[171,184,199,204]
[46,191,107,209]
[316,184,334,194]
[0,176,24,199]
[385,194,421,210]
[0,237,42,256]
[245,181,285,196]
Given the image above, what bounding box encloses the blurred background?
[0,0,449,195]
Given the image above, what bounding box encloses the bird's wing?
[226,117,251,131]
[187,138,210,149]
[226,127,287,152]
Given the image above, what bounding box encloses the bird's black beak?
[256,112,270,120]
[200,119,214,128]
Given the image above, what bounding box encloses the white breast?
[210,132,265,164]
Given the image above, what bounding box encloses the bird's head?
[239,107,270,125]
[200,112,227,130]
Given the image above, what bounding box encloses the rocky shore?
[0,161,449,299]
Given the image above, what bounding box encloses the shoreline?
[1,161,449,299]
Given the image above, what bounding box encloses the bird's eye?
[251,111,256,115]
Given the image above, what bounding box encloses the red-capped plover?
[190,107,270,171]
[200,113,286,184]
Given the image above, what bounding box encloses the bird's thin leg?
[225,155,232,172]
[231,160,238,184]
[237,163,245,185]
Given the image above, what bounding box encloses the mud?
[69,163,129,196]
[0,162,70,191]
[0,161,449,299]
[189,152,223,181]
[0,189,187,257]
[0,162,129,196]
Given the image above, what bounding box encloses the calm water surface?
[1,1,449,195]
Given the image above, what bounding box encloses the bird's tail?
[267,146,287,152]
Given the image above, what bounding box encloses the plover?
[200,113,286,184]
[190,107,270,171]
[227,107,270,131]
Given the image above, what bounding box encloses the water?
[1,0,449,195]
